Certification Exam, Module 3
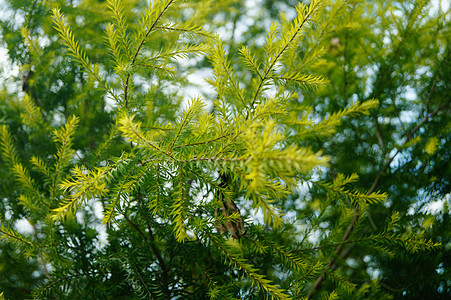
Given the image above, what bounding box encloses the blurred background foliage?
[0,0,449,299]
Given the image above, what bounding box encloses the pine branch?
[51,8,121,104]
[93,120,120,165]
[118,113,177,161]
[307,100,447,298]
[137,44,209,64]
[285,99,380,138]
[51,116,79,199]
[0,223,39,248]
[21,26,41,57]
[134,0,176,63]
[155,23,211,37]
[52,165,110,220]
[0,125,19,167]
[173,132,233,149]
[257,233,307,273]
[168,97,204,151]
[251,0,323,108]
[12,163,47,207]
[211,39,247,108]
[135,194,170,293]
[106,0,132,60]
[33,271,101,300]
[30,156,51,178]
[239,46,262,79]
[21,94,46,129]
[207,232,292,300]
[271,73,326,89]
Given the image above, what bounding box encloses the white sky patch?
[367,266,381,280]
[104,92,118,112]
[92,200,104,220]
[184,68,215,111]
[71,199,109,249]
[94,224,108,249]
[404,86,417,101]
[91,199,109,248]
[245,0,262,18]
[248,207,265,225]
[0,41,21,92]
[307,229,321,244]
[407,192,450,216]
[0,1,21,93]
[15,218,34,235]
[399,109,419,123]
[420,194,450,215]
[0,1,24,29]
[431,0,450,15]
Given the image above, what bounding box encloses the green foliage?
[0,0,448,299]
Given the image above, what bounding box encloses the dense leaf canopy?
[0,0,449,299]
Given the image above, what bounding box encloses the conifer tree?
[0,0,447,299]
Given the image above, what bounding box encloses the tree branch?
[306,100,446,298]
